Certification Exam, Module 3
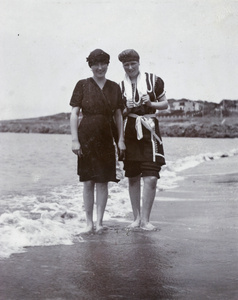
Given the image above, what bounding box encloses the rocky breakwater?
[159,117,238,138]
[0,114,238,138]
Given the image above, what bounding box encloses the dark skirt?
[77,151,118,182]
[77,114,118,183]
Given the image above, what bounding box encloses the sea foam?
[0,147,237,258]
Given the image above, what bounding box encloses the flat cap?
[118,49,140,63]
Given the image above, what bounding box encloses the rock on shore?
[0,113,238,138]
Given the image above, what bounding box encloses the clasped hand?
[141,94,152,106]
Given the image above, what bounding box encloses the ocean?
[0,132,237,258]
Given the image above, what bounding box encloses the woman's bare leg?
[127,175,141,228]
[83,180,95,233]
[95,182,108,232]
[141,176,158,231]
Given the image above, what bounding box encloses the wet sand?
[0,156,238,300]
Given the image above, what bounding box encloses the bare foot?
[127,219,141,229]
[95,225,104,235]
[81,225,94,235]
[140,222,157,231]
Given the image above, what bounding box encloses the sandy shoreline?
[0,156,238,300]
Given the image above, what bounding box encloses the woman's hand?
[117,139,126,161]
[141,94,152,107]
[72,140,82,157]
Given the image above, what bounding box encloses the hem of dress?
[78,177,120,183]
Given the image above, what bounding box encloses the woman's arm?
[142,75,168,110]
[142,94,168,110]
[70,106,82,156]
[114,108,126,158]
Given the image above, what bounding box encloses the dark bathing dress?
[120,73,166,175]
[70,78,123,183]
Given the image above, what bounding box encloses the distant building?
[169,99,203,114]
[161,98,237,117]
[220,100,238,112]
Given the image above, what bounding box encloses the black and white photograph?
[1,0,238,299]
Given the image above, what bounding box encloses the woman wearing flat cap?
[118,49,168,231]
[70,49,125,234]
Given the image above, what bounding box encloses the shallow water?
[0,133,237,258]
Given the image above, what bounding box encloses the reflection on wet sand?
[72,228,176,299]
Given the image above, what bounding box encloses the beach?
[0,134,238,299]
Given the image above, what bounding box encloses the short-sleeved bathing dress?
[120,73,166,177]
[70,78,123,183]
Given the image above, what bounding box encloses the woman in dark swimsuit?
[118,49,168,231]
[70,49,125,234]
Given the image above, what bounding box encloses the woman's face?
[123,61,140,78]
[91,62,108,79]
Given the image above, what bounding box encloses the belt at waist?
[127,113,162,144]
[83,113,111,116]
[128,113,156,118]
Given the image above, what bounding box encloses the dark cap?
[118,49,140,63]
[86,49,110,67]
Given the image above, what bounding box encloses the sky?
[1,0,238,120]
